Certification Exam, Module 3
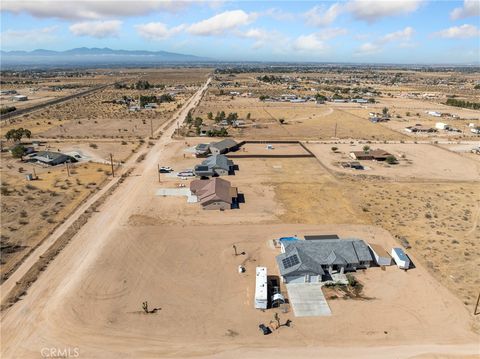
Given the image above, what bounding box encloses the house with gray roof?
[276,238,373,284]
[194,154,234,177]
[209,139,239,155]
[26,151,78,166]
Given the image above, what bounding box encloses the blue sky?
[1,0,479,63]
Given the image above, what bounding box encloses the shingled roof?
[190,178,236,206]
[210,139,238,152]
[276,239,373,277]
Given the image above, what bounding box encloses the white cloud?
[317,27,348,40]
[293,34,329,52]
[380,26,414,43]
[238,28,280,49]
[450,0,480,20]
[346,0,423,22]
[0,0,190,20]
[264,8,295,21]
[69,20,122,38]
[187,10,256,36]
[1,25,58,47]
[305,3,343,27]
[355,42,382,55]
[434,24,480,39]
[135,22,185,40]
[356,26,415,54]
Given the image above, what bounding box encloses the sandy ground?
[1,73,479,358]
[0,155,110,281]
[306,143,480,181]
[2,129,478,358]
[192,96,407,141]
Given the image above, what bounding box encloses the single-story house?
[350,149,394,161]
[26,151,77,166]
[194,154,234,177]
[194,143,210,157]
[276,238,373,283]
[369,244,392,266]
[405,125,437,133]
[209,139,239,155]
[190,177,237,210]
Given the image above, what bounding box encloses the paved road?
[0,77,210,304]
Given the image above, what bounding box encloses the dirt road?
[0,78,210,304]
[1,75,478,358]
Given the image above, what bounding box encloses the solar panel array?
[282,254,300,269]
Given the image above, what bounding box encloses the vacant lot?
[192,96,406,140]
[0,153,110,282]
[1,89,187,139]
[348,180,480,311]
[306,142,480,181]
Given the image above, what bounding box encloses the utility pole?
[157,164,161,183]
[65,162,70,177]
[32,167,37,180]
[110,153,115,177]
[150,118,153,138]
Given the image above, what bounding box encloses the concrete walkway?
[156,188,198,203]
[286,283,332,317]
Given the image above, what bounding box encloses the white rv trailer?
[391,248,410,269]
[255,267,268,309]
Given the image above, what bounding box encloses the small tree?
[385,155,397,165]
[363,145,370,153]
[207,112,213,120]
[194,117,203,128]
[246,112,251,121]
[11,145,27,159]
[331,146,338,153]
[279,118,285,124]
[382,107,389,116]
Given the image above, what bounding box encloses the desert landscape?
[1,48,479,359]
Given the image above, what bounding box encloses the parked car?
[177,170,194,177]
[159,166,173,173]
[258,324,272,335]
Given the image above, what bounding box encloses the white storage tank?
[391,248,410,269]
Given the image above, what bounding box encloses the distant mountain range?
[0,47,212,68]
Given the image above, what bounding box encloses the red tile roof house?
[190,178,238,210]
